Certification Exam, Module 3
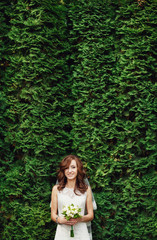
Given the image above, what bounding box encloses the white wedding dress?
[54,187,90,240]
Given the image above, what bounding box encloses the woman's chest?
[58,189,87,212]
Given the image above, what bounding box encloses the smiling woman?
[51,155,94,240]
[64,160,78,181]
[57,155,88,195]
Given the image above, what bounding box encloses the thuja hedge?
[69,0,157,239]
[0,0,72,239]
[0,0,16,236]
[0,0,157,239]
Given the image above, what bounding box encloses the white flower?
[62,203,82,220]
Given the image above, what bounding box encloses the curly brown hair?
[57,155,88,194]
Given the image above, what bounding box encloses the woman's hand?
[66,218,82,225]
[58,217,79,225]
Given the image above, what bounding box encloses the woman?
[51,155,94,240]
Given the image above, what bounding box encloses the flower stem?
[70,225,74,237]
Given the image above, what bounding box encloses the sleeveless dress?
[54,187,90,240]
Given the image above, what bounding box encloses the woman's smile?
[65,160,78,180]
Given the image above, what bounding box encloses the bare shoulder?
[52,184,58,193]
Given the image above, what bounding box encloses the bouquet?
[62,204,82,237]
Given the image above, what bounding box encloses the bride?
[51,155,94,240]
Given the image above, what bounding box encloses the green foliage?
[0,1,15,236]
[0,0,157,239]
[68,0,157,239]
[1,0,72,239]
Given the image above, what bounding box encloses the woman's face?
[64,159,78,181]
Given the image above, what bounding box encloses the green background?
[0,0,157,239]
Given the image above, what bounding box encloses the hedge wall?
[0,0,72,239]
[68,0,157,239]
[0,0,157,239]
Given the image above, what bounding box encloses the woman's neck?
[66,179,76,189]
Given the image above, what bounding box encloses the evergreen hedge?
[1,0,72,239]
[0,0,16,236]
[0,0,157,239]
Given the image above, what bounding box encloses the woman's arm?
[51,185,75,225]
[51,185,58,223]
[80,186,94,222]
[72,186,94,224]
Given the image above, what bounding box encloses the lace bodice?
[58,187,87,217]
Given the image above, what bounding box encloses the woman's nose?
[68,167,72,172]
